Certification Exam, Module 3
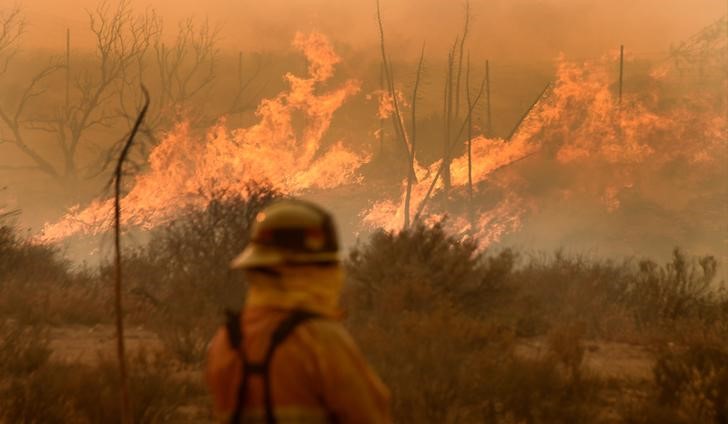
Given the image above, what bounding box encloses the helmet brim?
[230,243,340,269]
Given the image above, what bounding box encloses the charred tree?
[466,53,475,235]
[442,1,471,193]
[404,46,425,229]
[376,0,418,193]
[113,85,150,424]
[442,41,456,192]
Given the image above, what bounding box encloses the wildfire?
[40,35,726,251]
[362,51,726,247]
[40,32,363,243]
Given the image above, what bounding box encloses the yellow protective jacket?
[205,266,391,423]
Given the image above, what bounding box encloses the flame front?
[40,35,726,251]
[40,32,363,243]
[363,51,726,247]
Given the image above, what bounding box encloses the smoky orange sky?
[22,0,726,61]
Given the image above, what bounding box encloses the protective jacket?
[205,266,391,423]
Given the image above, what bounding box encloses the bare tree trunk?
[442,42,456,192]
[376,0,417,185]
[507,82,551,141]
[454,0,470,122]
[404,45,425,229]
[379,61,385,157]
[484,59,492,138]
[414,76,486,225]
[618,45,624,108]
[114,86,150,424]
[466,53,475,235]
[65,28,70,110]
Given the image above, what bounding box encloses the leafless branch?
[413,74,487,225]
[404,45,425,229]
[376,0,418,181]
[113,84,150,424]
[0,5,24,75]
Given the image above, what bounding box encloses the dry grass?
[1,213,726,423]
[345,223,726,423]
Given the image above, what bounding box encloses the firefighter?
[205,199,391,423]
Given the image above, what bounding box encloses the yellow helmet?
[230,200,340,269]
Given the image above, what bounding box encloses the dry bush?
[621,340,728,424]
[0,224,69,286]
[0,350,200,423]
[346,222,515,318]
[345,224,602,423]
[118,185,280,363]
[653,342,728,422]
[510,251,635,338]
[0,321,51,377]
[627,249,719,326]
[546,322,587,380]
[0,222,108,326]
[509,249,724,342]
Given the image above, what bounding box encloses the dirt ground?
[49,325,164,364]
[50,324,655,381]
[514,337,654,381]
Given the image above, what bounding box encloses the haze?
[24,0,725,60]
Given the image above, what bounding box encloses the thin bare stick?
[618,45,624,107]
[466,53,474,234]
[506,82,551,141]
[454,0,470,121]
[442,40,457,191]
[114,85,150,424]
[376,0,416,179]
[404,44,425,229]
[484,60,492,137]
[413,76,485,225]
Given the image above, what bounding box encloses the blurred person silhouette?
[206,199,391,423]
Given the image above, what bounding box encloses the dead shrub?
[547,321,587,381]
[346,222,515,318]
[0,321,51,377]
[628,249,719,325]
[117,185,280,364]
[0,222,108,326]
[511,251,634,338]
[654,342,728,421]
[345,224,602,423]
[0,350,198,423]
[621,340,728,423]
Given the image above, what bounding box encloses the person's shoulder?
[300,317,356,346]
[207,326,238,370]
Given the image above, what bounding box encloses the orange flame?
[40,39,726,251]
[363,51,726,247]
[40,32,363,243]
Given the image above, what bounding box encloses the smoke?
[3,0,726,262]
[23,0,726,61]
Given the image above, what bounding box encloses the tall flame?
[40,37,726,252]
[40,32,363,243]
[363,50,726,247]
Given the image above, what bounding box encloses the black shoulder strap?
[227,309,320,424]
[225,310,242,350]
